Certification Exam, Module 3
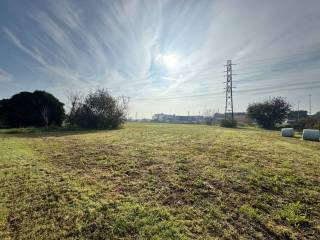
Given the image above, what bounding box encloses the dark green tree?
[0,91,65,128]
[247,97,291,129]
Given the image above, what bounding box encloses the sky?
[1,0,320,118]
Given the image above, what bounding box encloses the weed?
[277,202,308,226]
[240,204,262,221]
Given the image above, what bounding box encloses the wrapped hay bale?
[281,128,294,137]
[302,129,320,141]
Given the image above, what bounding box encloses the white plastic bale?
[281,128,294,137]
[302,129,320,141]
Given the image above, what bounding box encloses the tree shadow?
[0,126,123,138]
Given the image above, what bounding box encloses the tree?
[247,97,291,129]
[203,109,215,125]
[288,110,308,120]
[220,119,237,128]
[291,117,319,131]
[66,91,83,125]
[0,91,65,128]
[312,111,320,121]
[41,105,49,127]
[67,89,128,129]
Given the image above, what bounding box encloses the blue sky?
[1,0,320,118]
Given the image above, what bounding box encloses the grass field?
[0,123,319,239]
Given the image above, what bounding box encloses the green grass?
[0,122,319,239]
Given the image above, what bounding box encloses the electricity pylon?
[224,60,236,121]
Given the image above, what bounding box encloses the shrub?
[204,117,214,125]
[288,110,308,121]
[0,91,65,128]
[291,117,320,131]
[247,97,291,129]
[220,119,237,128]
[67,89,128,129]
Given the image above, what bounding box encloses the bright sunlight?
[158,54,180,69]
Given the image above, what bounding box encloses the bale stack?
[281,128,294,137]
[302,129,320,141]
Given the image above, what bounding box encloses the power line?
[133,91,224,101]
[126,48,320,78]
[122,49,320,90]
[297,101,300,121]
[127,49,320,104]
[237,49,320,64]
[130,80,320,102]
[309,94,312,115]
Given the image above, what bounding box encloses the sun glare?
[162,54,180,69]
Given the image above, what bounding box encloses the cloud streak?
[1,0,320,117]
[0,69,13,82]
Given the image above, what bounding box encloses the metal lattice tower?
[224,60,236,121]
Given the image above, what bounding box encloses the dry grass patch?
[1,123,319,239]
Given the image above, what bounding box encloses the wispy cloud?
[1,0,320,116]
[0,69,13,82]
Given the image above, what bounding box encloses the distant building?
[152,113,204,124]
[127,117,151,122]
[152,112,247,124]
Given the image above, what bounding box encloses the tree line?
[234,96,318,130]
[0,90,318,130]
[0,89,128,129]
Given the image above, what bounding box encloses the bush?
[220,119,237,128]
[67,89,128,129]
[204,117,214,125]
[288,110,308,121]
[0,91,65,128]
[247,97,291,129]
[291,117,320,131]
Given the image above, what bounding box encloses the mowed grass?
[0,123,319,239]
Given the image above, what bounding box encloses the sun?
[161,54,180,69]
